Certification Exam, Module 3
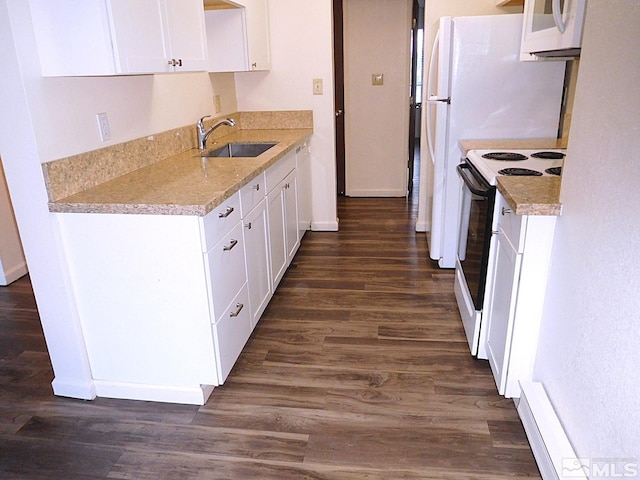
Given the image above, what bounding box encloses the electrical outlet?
[214,95,222,113]
[372,74,384,86]
[313,78,323,95]
[96,112,111,142]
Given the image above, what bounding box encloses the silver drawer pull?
[223,239,238,251]
[230,303,244,317]
[252,184,260,191]
[501,207,512,216]
[218,206,234,218]
[245,222,252,230]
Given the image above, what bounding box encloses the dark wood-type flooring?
[0,193,541,479]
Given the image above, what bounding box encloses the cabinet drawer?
[205,222,247,320]
[240,172,266,216]
[212,284,252,382]
[201,191,241,251]
[496,192,526,253]
[265,150,296,193]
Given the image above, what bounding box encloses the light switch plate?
[313,78,323,95]
[372,74,384,86]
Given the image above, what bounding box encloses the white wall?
[234,0,338,231]
[416,0,521,231]
[0,158,26,285]
[534,1,640,457]
[343,0,411,197]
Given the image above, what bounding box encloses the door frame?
[333,0,346,196]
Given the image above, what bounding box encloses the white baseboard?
[311,220,339,232]
[0,261,28,286]
[518,381,586,480]
[93,380,214,405]
[52,377,97,400]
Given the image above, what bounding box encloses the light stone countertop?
[49,128,312,216]
[459,138,566,216]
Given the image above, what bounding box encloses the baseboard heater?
[517,381,586,480]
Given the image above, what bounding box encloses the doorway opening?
[333,0,424,201]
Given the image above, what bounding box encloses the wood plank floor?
[0,194,541,479]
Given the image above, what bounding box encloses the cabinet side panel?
[57,213,217,388]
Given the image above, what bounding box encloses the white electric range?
[454,147,565,360]
[465,149,566,185]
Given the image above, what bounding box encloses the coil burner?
[531,151,565,159]
[482,152,528,161]
[498,168,543,176]
[545,166,562,176]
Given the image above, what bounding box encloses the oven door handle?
[457,163,491,197]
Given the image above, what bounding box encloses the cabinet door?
[109,0,169,73]
[205,8,250,72]
[162,0,209,72]
[205,222,248,320]
[213,284,252,382]
[283,169,300,263]
[241,0,271,71]
[485,229,521,395]
[267,183,287,289]
[243,199,272,328]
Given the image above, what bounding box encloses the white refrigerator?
[426,14,566,268]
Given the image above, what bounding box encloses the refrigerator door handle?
[552,0,567,33]
[426,29,441,164]
[427,95,450,104]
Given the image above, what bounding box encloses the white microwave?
[520,0,587,61]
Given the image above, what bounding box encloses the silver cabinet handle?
[218,206,234,218]
[230,303,244,317]
[502,207,512,216]
[168,58,183,67]
[245,222,252,230]
[251,62,257,69]
[223,239,238,251]
[252,184,260,191]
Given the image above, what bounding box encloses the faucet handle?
[198,115,213,128]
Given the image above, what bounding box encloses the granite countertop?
[459,138,566,216]
[49,128,312,216]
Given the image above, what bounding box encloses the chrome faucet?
[197,116,236,150]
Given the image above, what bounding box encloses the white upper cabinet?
[29,0,208,76]
[204,0,271,72]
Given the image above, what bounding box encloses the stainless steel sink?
[201,142,277,158]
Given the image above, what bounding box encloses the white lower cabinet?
[54,141,310,404]
[484,192,557,398]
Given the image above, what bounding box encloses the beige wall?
[534,0,640,457]
[343,0,412,197]
[234,0,337,230]
[0,157,26,285]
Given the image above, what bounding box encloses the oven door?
[454,162,495,357]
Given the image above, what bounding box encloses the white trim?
[311,220,339,232]
[52,377,96,401]
[518,381,586,480]
[94,380,215,405]
[0,260,28,285]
